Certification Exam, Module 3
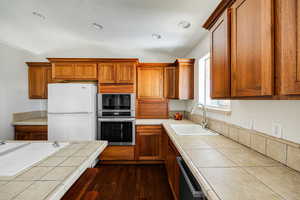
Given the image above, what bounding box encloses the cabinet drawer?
[136,125,162,133]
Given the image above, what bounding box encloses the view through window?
[199,53,230,109]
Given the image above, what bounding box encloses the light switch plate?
[272,123,283,138]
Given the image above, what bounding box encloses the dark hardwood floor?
[62,164,174,200]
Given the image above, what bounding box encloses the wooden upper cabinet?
[231,0,274,97]
[115,63,135,83]
[163,60,194,100]
[52,63,75,79]
[27,62,52,99]
[28,66,48,99]
[210,10,231,99]
[276,0,300,95]
[164,66,176,99]
[137,66,164,99]
[98,62,135,84]
[175,59,194,99]
[52,63,97,80]
[98,63,116,83]
[75,63,97,80]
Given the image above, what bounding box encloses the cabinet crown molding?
[26,62,51,67]
[203,0,235,30]
[175,58,195,64]
[47,58,139,63]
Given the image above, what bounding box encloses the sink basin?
[170,124,218,136]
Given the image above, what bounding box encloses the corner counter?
[0,141,107,200]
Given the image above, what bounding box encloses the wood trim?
[174,58,195,65]
[26,62,51,67]
[203,0,236,30]
[98,84,135,93]
[137,63,174,67]
[47,58,139,63]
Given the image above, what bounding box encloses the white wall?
[41,45,176,63]
[184,33,300,144]
[0,42,45,140]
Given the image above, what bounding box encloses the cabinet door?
[136,125,163,160]
[210,10,231,98]
[166,140,180,200]
[98,63,116,83]
[164,67,177,99]
[137,66,164,99]
[177,62,194,99]
[115,63,135,84]
[75,63,97,80]
[28,67,47,99]
[231,0,274,97]
[276,0,300,95]
[52,63,75,79]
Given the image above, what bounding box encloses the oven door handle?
[98,118,136,122]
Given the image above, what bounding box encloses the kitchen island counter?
[0,140,107,200]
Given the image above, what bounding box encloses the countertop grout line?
[162,120,299,200]
[163,123,222,200]
[241,167,288,200]
[0,141,108,200]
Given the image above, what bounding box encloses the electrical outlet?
[272,123,283,138]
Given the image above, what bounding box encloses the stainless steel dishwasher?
[177,157,207,200]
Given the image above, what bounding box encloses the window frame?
[198,53,231,113]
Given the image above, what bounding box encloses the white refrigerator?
[48,83,97,141]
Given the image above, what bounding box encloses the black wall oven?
[97,118,135,145]
[97,93,135,118]
[97,93,136,145]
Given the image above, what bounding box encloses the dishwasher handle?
[176,157,206,199]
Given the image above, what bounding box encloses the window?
[198,53,230,110]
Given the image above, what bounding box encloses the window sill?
[198,105,232,115]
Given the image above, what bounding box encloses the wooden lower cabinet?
[14,125,47,140]
[165,138,180,200]
[135,125,163,160]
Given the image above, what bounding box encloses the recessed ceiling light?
[178,21,191,29]
[92,23,103,30]
[32,11,46,20]
[152,33,162,40]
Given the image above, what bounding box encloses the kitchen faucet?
[191,102,208,129]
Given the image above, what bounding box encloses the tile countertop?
[161,120,300,200]
[0,140,108,200]
[12,118,178,126]
[12,117,48,126]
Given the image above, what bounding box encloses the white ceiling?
[0,0,220,57]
